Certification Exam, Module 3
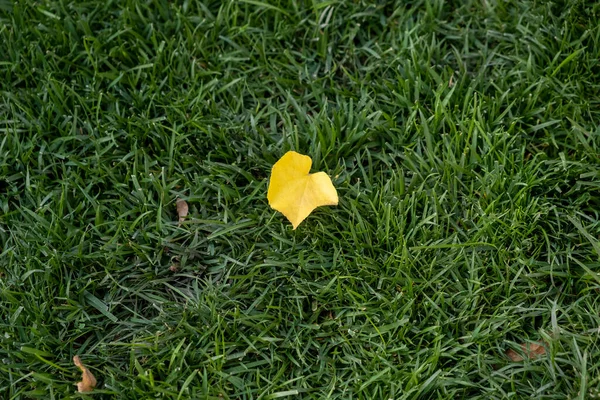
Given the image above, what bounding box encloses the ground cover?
[1,0,600,398]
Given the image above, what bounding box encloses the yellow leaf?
[73,355,97,393]
[267,151,338,229]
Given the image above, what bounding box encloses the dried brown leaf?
[506,342,546,362]
[176,198,188,224]
[73,355,97,392]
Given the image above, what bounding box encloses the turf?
[1,0,600,398]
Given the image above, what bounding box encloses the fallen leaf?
[73,355,97,393]
[506,342,546,362]
[267,151,338,229]
[176,198,188,224]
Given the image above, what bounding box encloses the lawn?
[1,0,600,398]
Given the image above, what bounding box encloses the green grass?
[1,0,600,398]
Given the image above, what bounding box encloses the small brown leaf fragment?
[73,355,97,393]
[176,198,188,224]
[506,342,546,362]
